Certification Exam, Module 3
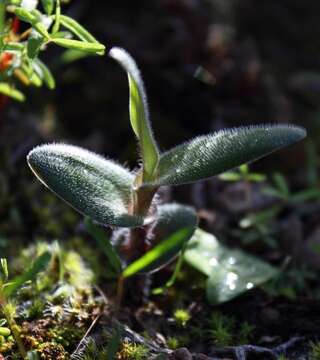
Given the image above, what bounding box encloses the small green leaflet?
[184,229,279,304]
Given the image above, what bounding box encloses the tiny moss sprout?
[27,47,306,308]
[310,341,320,360]
[173,308,191,328]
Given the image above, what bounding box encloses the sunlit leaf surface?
[27,144,143,227]
[148,125,306,186]
[184,229,279,304]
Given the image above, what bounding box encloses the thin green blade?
[123,203,197,276]
[148,125,306,186]
[109,47,159,182]
[123,227,193,278]
[85,217,122,274]
[4,252,51,297]
[27,144,143,227]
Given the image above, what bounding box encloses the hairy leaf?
[125,203,198,275]
[147,125,306,186]
[184,229,279,304]
[109,47,159,182]
[27,144,143,227]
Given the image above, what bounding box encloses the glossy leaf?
[147,125,306,187]
[27,144,144,227]
[124,203,197,275]
[184,229,279,304]
[109,47,159,182]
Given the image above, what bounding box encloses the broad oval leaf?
[27,144,143,227]
[124,203,198,275]
[109,47,159,182]
[184,229,279,304]
[147,124,306,187]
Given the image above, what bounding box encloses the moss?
[117,340,149,360]
[208,312,235,347]
[310,341,320,360]
[173,308,191,328]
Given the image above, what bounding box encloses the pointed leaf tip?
[109,47,159,181]
[148,124,306,187]
[27,144,143,227]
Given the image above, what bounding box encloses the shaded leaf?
[4,252,51,297]
[85,217,122,274]
[33,58,55,89]
[27,34,44,59]
[124,203,197,276]
[41,0,54,15]
[27,144,143,227]
[148,125,306,187]
[109,47,159,182]
[184,229,279,304]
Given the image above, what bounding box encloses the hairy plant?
[27,47,306,305]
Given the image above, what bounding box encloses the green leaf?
[13,7,50,39]
[27,144,144,227]
[109,47,159,182]
[27,34,45,59]
[33,58,55,89]
[51,37,105,55]
[41,0,54,15]
[123,227,194,278]
[52,0,60,33]
[107,323,122,360]
[0,259,8,281]
[184,229,279,304]
[59,15,99,44]
[148,125,306,187]
[123,203,197,276]
[273,173,290,198]
[0,83,25,101]
[4,251,51,298]
[60,49,92,64]
[85,217,122,274]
